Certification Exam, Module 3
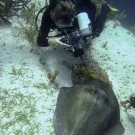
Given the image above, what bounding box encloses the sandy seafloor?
[1,6,135,135]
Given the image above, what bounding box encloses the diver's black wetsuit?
[37,1,110,47]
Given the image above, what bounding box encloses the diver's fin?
[107,4,119,14]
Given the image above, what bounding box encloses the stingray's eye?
[89,88,97,94]
[104,97,109,104]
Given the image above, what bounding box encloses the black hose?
[35,5,50,32]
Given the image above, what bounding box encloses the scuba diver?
[36,0,118,58]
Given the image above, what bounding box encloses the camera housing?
[77,12,92,36]
[60,12,92,57]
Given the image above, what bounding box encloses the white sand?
[91,21,135,135]
[0,15,135,135]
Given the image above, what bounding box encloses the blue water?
[106,0,135,28]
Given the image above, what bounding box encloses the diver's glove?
[91,18,103,39]
[91,31,100,38]
[73,48,84,58]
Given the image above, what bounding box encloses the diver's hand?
[73,48,84,58]
[48,37,69,48]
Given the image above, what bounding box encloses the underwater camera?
[60,12,92,57]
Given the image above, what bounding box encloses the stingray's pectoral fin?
[105,121,125,135]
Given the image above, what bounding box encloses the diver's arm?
[37,7,69,48]
[37,7,53,47]
[97,3,110,26]
[91,3,110,38]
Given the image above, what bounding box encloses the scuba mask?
[55,19,74,28]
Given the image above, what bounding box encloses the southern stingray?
[53,61,124,135]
